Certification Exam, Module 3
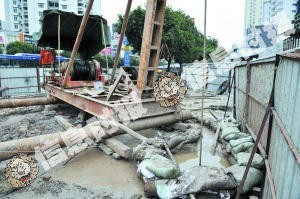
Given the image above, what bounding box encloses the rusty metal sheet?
[45,84,177,122]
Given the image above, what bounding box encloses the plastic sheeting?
[37,10,110,60]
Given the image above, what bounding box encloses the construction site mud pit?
[0,100,256,199]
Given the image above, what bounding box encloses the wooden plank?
[137,0,157,92]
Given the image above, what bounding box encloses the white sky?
[0,0,245,50]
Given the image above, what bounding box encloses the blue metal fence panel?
[236,55,300,199]
[267,56,300,199]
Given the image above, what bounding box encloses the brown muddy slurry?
[0,105,232,198]
[46,125,230,198]
[49,148,144,198]
[175,127,230,170]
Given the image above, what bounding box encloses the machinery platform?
[45,83,177,123]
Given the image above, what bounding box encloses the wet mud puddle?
[50,148,144,198]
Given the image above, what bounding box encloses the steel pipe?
[0,110,193,160]
[0,97,56,109]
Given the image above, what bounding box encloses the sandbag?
[221,127,240,139]
[144,155,179,179]
[229,136,253,148]
[155,166,237,199]
[223,132,249,141]
[225,165,263,193]
[167,135,186,149]
[137,161,155,179]
[220,120,238,130]
[236,152,264,169]
[232,142,254,154]
[132,144,166,161]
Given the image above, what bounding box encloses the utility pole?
[199,0,207,166]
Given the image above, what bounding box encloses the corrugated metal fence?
[235,54,300,199]
[0,67,50,98]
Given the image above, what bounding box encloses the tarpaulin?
[37,10,110,60]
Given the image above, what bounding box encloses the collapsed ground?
[0,94,264,198]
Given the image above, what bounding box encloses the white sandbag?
[137,161,155,179]
[232,142,254,154]
[155,166,236,199]
[236,152,264,169]
[224,132,249,141]
[225,165,263,193]
[221,127,240,139]
[229,136,253,148]
[144,155,179,179]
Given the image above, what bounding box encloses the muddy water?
[175,127,231,170]
[50,148,144,198]
[48,126,230,198]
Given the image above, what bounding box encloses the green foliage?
[114,6,145,54]
[0,46,3,54]
[114,6,218,64]
[6,41,36,55]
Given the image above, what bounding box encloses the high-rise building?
[261,0,296,23]
[0,20,5,31]
[4,0,102,35]
[244,0,263,30]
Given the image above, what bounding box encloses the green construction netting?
[37,10,110,60]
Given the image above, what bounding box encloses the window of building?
[14,16,18,21]
[39,12,43,17]
[14,24,18,29]
[13,8,17,13]
[62,5,67,9]
[49,2,59,7]
[38,3,44,8]
[13,0,17,5]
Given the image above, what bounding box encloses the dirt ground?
[0,94,233,199]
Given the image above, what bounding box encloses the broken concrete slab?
[98,143,113,156]
[104,138,132,159]
[54,115,73,130]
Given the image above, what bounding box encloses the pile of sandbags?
[218,116,264,193]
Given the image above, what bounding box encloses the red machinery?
[40,49,56,65]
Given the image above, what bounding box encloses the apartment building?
[4,0,101,35]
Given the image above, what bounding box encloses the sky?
[0,0,245,50]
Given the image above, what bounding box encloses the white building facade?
[4,0,102,35]
[261,0,297,23]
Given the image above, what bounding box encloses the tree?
[115,6,218,73]
[0,46,3,54]
[6,41,36,55]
